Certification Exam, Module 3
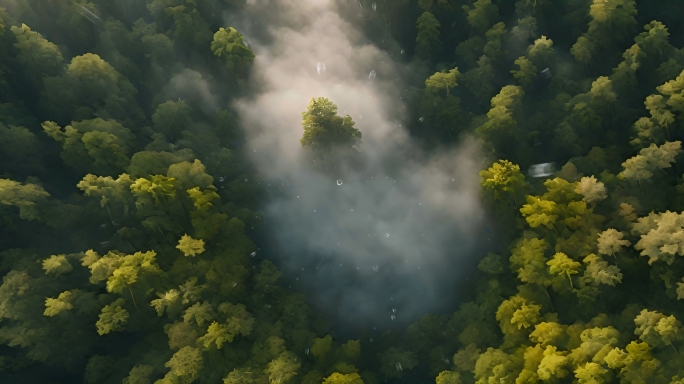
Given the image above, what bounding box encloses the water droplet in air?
[314,209,317,212]
[369,70,376,79]
[250,252,256,257]
[336,179,343,186]
[395,362,402,370]
[391,315,396,321]
[392,308,396,313]
[400,49,405,54]
[452,178,455,181]
[305,348,310,355]
[372,265,379,272]
[385,233,390,238]
[316,62,326,74]
[371,2,376,10]
[419,117,425,122]
[232,282,237,287]
[218,176,225,182]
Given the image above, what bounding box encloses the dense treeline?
[3,0,684,383]
[367,1,684,383]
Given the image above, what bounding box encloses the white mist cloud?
[167,69,218,113]
[232,0,487,330]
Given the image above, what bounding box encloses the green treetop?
[619,141,682,182]
[176,234,205,256]
[42,119,135,176]
[96,298,129,335]
[547,252,581,289]
[10,24,64,77]
[130,175,177,206]
[264,351,301,384]
[210,27,255,77]
[511,56,538,86]
[415,12,442,59]
[425,68,461,96]
[634,309,683,350]
[480,159,526,207]
[323,372,364,384]
[0,178,51,221]
[300,97,361,152]
[527,36,554,68]
[464,0,499,34]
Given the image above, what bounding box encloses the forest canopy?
[3,0,684,383]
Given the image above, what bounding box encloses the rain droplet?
[371,2,376,10]
[232,282,237,287]
[314,209,317,212]
[452,178,455,181]
[400,49,405,54]
[250,252,256,257]
[369,70,376,79]
[391,314,396,321]
[316,62,326,75]
[372,265,379,272]
[395,362,402,370]
[419,117,425,122]
[336,179,343,186]
[305,348,310,355]
[385,233,390,238]
[218,176,225,182]
[392,308,396,313]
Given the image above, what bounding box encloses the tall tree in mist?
[300,97,362,152]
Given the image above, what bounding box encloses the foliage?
[5,0,684,383]
[210,27,254,77]
[300,97,362,152]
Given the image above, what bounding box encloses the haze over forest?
[3,0,684,383]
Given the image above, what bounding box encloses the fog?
[231,0,489,331]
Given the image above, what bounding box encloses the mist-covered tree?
[300,97,362,152]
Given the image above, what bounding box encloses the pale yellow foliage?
[597,229,631,256]
[176,234,205,257]
[575,176,607,204]
[44,290,77,316]
[42,255,73,276]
